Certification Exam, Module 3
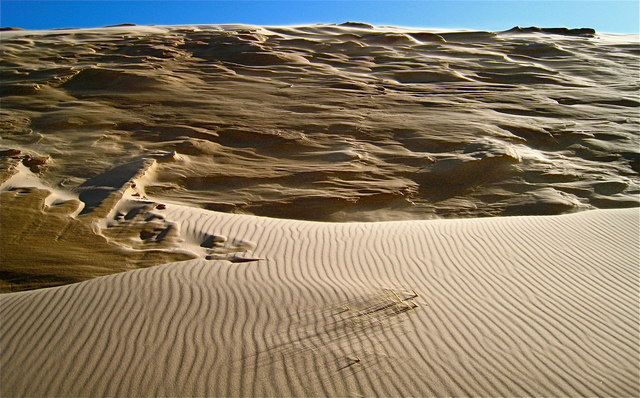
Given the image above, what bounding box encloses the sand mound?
[1,205,638,397]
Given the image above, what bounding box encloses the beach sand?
[1,23,639,397]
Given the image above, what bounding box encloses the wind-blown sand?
[1,202,638,397]
[1,24,638,224]
[1,23,639,397]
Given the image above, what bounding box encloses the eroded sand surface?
[1,24,638,223]
[1,24,638,289]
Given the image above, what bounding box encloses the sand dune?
[1,202,638,397]
[1,23,639,397]
[1,24,638,223]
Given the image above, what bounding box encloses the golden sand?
[1,24,638,397]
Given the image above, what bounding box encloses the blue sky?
[1,1,638,33]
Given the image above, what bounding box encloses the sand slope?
[1,24,638,222]
[0,158,196,292]
[2,205,638,397]
[1,23,639,292]
[1,23,638,397]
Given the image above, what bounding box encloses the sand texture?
[1,24,638,224]
[1,23,639,397]
[1,204,639,397]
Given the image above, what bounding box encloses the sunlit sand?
[1,23,638,397]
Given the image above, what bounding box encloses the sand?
[1,202,638,397]
[1,24,638,224]
[1,23,639,397]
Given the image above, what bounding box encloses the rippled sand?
[2,203,638,397]
[1,23,639,398]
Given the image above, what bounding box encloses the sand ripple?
[1,24,638,397]
[1,206,637,397]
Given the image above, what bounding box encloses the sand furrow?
[372,230,486,394]
[112,275,160,397]
[426,288,535,393]
[178,265,211,398]
[272,220,304,309]
[1,207,638,397]
[6,280,96,394]
[2,283,87,375]
[179,271,221,398]
[379,232,451,395]
[513,216,638,332]
[216,265,247,397]
[152,271,196,396]
[84,272,144,397]
[432,283,525,394]
[52,278,128,394]
[563,214,640,288]
[0,289,44,343]
[201,272,226,395]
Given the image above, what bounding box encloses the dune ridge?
[2,202,638,397]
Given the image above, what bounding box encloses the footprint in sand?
[201,233,260,263]
[104,202,184,250]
